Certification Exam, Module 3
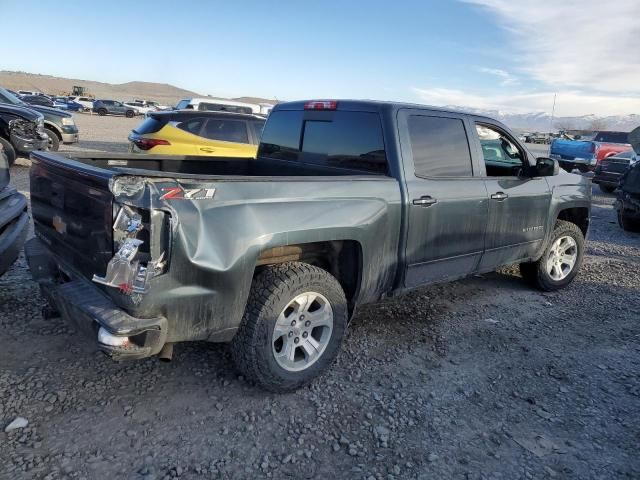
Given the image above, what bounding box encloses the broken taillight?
[92,204,167,295]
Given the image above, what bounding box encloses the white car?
[68,96,94,111]
[123,100,157,115]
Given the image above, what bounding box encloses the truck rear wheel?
[519,220,584,291]
[231,262,348,392]
[599,184,616,194]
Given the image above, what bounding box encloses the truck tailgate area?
[30,153,115,279]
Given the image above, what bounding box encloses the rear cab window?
[258,109,387,174]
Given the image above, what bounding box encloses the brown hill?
[0,71,201,105]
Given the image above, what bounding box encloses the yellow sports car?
[128,110,265,157]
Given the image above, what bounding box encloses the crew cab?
[25,100,591,392]
[550,131,632,172]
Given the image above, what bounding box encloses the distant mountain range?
[0,71,276,106]
[444,105,640,133]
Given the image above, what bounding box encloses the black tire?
[231,262,348,392]
[519,220,585,291]
[618,210,640,232]
[599,184,616,194]
[44,128,60,152]
[97,108,107,116]
[125,110,135,118]
[0,136,17,167]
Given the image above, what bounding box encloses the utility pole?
[548,93,557,155]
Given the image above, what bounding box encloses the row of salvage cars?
[593,127,640,232]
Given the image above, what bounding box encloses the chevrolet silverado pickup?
[25,100,591,392]
[550,131,632,172]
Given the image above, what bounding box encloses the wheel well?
[44,122,62,139]
[256,241,362,311]
[557,207,589,236]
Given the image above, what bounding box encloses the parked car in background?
[52,97,84,112]
[616,126,640,231]
[0,88,79,152]
[128,110,265,156]
[0,143,29,276]
[130,99,171,111]
[550,131,632,172]
[123,100,157,115]
[616,160,640,232]
[17,90,42,97]
[524,132,551,144]
[68,96,94,111]
[174,97,270,114]
[21,94,56,108]
[25,99,590,392]
[92,100,136,118]
[593,150,637,193]
[0,100,48,165]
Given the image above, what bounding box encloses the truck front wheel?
[231,262,348,392]
[519,220,584,291]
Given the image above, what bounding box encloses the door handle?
[199,147,216,153]
[412,196,438,207]
[491,192,508,201]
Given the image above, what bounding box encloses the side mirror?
[536,157,559,176]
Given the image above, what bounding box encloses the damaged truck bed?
[26,100,591,391]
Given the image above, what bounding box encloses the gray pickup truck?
[25,100,591,391]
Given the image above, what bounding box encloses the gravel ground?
[1,128,639,480]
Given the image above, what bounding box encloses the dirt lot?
[1,119,639,480]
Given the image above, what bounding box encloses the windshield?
[0,87,27,106]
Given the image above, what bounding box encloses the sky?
[1,0,638,117]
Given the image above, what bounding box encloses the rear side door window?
[201,119,249,144]
[408,116,473,177]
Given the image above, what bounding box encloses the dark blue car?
[53,97,84,112]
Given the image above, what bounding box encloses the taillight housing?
[134,138,171,151]
[304,100,337,110]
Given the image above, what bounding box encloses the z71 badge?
[160,187,216,200]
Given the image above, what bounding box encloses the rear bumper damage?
[25,237,168,360]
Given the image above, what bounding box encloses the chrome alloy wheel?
[546,235,578,281]
[271,292,334,372]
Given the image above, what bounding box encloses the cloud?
[412,87,640,117]
[479,67,519,86]
[463,0,640,94]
